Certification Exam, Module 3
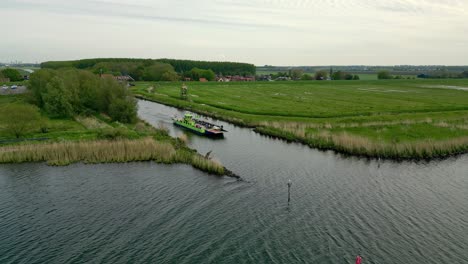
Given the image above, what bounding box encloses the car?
[10,85,17,89]
[1,85,8,90]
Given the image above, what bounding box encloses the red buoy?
[355,255,362,264]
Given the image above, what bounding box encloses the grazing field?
[133,79,468,159]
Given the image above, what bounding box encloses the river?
[0,100,467,264]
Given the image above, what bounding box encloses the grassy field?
[0,94,224,174]
[132,79,468,159]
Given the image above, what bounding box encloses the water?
[0,100,467,263]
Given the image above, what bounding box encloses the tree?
[314,70,328,80]
[377,71,392,79]
[459,71,468,78]
[28,69,57,107]
[301,74,313,80]
[161,71,180,81]
[29,68,137,123]
[142,63,177,81]
[187,68,215,81]
[0,104,41,138]
[1,68,23,82]
[344,74,354,80]
[332,71,346,80]
[99,76,137,123]
[353,75,360,80]
[291,69,304,80]
[42,76,74,118]
[108,97,137,123]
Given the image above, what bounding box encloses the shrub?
[0,104,41,138]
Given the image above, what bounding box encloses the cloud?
[1,0,467,64]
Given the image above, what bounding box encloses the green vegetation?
[185,68,216,81]
[157,58,255,76]
[41,58,256,78]
[1,68,23,81]
[332,71,359,80]
[29,68,137,122]
[418,70,468,79]
[133,79,468,159]
[0,103,41,138]
[0,83,224,175]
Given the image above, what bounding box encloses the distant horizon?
[2,59,468,68]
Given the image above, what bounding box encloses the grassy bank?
[0,94,224,175]
[132,80,468,159]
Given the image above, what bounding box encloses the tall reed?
[0,137,226,175]
[0,138,175,165]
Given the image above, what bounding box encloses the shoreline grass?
[133,80,468,160]
[0,137,225,174]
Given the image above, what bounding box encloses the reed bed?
[314,133,468,159]
[257,125,468,159]
[191,155,224,175]
[0,138,175,165]
[0,137,226,174]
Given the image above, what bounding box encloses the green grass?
[132,79,468,159]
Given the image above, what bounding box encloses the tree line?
[263,69,359,81]
[41,58,256,80]
[417,71,468,79]
[156,59,255,76]
[29,68,137,123]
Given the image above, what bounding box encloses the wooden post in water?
[287,179,292,204]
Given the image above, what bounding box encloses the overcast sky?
[1,0,467,65]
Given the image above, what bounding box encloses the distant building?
[256,75,272,81]
[216,75,255,82]
[199,78,208,82]
[100,74,135,82]
[115,75,135,82]
[216,76,230,82]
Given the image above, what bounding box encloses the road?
[0,86,27,95]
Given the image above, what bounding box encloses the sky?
[1,0,467,65]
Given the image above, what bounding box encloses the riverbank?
[0,94,225,175]
[132,80,468,160]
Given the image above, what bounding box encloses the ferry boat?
[173,113,226,137]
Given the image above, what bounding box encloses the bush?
[314,70,328,80]
[301,74,313,80]
[43,76,74,117]
[377,71,392,79]
[108,97,137,123]
[0,104,41,138]
[1,68,23,82]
